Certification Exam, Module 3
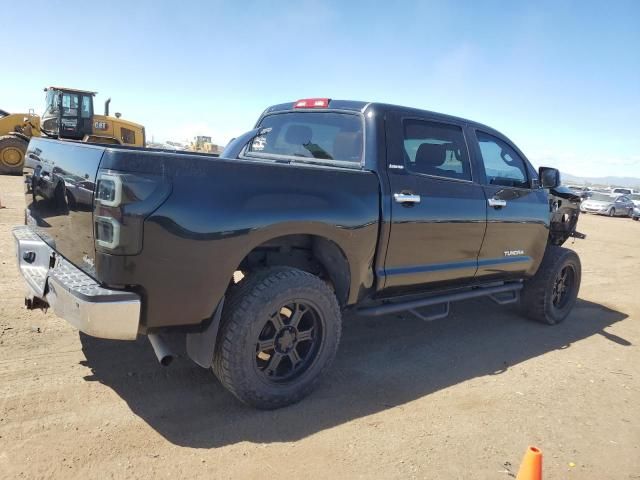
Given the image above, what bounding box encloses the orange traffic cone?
[516,446,542,480]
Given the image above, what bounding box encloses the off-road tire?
[520,246,581,325]
[0,135,28,175]
[213,267,342,409]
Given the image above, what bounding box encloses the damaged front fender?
[548,186,586,245]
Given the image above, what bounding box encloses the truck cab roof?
[262,99,500,134]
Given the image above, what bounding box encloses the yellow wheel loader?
[0,87,145,174]
[0,109,40,174]
[188,135,220,154]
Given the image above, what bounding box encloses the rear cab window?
[245,112,363,167]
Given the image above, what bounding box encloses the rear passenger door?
[470,129,549,280]
[383,113,487,290]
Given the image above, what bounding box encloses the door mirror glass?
[538,167,560,188]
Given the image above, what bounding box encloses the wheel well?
[237,235,351,306]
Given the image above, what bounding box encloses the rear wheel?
[520,246,581,325]
[0,135,28,175]
[213,267,342,409]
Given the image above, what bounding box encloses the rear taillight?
[94,170,170,255]
[95,173,122,206]
[95,216,121,249]
[294,98,330,109]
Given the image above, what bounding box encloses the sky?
[2,0,639,178]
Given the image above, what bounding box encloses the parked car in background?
[580,193,635,217]
[611,187,634,196]
[566,185,591,199]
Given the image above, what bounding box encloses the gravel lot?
[1,174,638,479]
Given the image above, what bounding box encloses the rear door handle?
[488,198,507,208]
[394,193,421,204]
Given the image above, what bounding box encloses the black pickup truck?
[14,98,583,409]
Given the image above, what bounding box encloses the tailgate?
[23,138,106,277]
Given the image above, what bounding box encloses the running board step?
[357,283,523,317]
[409,302,450,322]
[488,289,520,305]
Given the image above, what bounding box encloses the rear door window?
[402,120,471,181]
[247,112,363,166]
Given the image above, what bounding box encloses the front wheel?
[213,267,342,409]
[608,208,616,217]
[520,246,581,325]
[0,135,28,175]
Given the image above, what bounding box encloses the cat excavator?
[0,87,145,174]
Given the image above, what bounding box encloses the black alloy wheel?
[551,265,576,310]
[213,267,342,409]
[255,301,323,383]
[520,246,582,325]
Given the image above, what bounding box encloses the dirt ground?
[0,174,638,479]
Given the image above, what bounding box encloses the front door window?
[476,131,529,188]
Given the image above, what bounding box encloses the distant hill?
[561,172,640,189]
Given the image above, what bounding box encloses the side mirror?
[538,167,560,188]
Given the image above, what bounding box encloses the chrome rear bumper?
[13,226,140,340]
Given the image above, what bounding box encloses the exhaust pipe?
[148,333,174,366]
[104,98,111,116]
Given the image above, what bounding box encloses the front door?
[471,129,549,280]
[383,114,487,290]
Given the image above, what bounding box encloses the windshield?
[589,193,613,201]
[247,112,363,165]
[44,91,57,116]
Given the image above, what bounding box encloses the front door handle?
[488,198,507,208]
[394,193,421,204]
